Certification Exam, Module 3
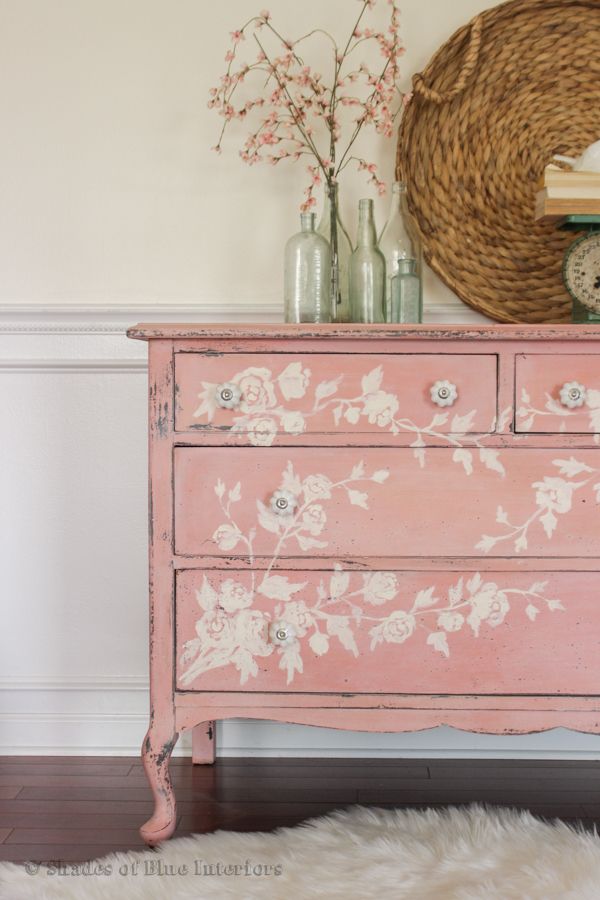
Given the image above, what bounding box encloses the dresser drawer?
[176,568,599,693]
[515,354,600,434]
[173,446,600,558]
[175,352,498,439]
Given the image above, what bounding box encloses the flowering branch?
[208,1,406,208]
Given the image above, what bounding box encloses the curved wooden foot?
[140,728,178,845]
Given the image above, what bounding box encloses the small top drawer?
[175,352,498,441]
[515,354,600,434]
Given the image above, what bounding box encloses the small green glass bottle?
[349,199,386,323]
[390,258,422,323]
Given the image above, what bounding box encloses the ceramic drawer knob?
[559,381,587,409]
[270,489,298,516]
[215,382,242,409]
[269,621,297,646]
[430,380,458,407]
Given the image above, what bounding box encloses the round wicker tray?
[396,0,600,323]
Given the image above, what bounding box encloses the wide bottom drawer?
[175,568,598,695]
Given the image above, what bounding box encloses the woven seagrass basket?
[396,0,600,323]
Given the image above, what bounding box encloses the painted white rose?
[278,362,311,400]
[283,601,314,636]
[362,571,399,605]
[380,611,416,644]
[363,390,399,427]
[302,473,333,502]
[219,579,253,613]
[231,367,276,413]
[247,417,277,446]
[195,609,236,648]
[280,410,306,435]
[235,610,271,656]
[533,476,578,515]
[467,583,510,634]
[437,611,464,632]
[301,505,327,536]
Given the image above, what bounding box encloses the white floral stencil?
[517,386,600,443]
[193,362,507,474]
[476,457,600,554]
[179,465,563,686]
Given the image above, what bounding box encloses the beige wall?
[0,0,497,315]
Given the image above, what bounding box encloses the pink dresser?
[127,323,600,844]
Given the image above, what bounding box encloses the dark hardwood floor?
[0,756,598,863]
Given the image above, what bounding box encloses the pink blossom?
[230,30,244,43]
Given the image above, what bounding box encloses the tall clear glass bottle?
[349,199,385,323]
[284,213,332,323]
[317,182,353,323]
[379,181,422,322]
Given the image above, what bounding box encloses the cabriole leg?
[140,726,178,845]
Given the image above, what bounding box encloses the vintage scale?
[562,215,600,323]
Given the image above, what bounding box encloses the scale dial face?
[563,231,600,313]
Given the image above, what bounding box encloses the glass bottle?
[317,181,353,323]
[391,258,422,323]
[349,199,386,323]
[284,213,332,323]
[379,181,422,322]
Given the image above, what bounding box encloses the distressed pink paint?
[127,322,600,845]
[516,353,600,433]
[175,351,498,434]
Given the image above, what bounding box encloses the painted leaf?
[214,479,226,499]
[314,378,342,402]
[475,535,496,554]
[257,500,283,535]
[348,489,369,509]
[350,460,366,480]
[427,631,450,657]
[479,448,506,476]
[326,616,359,656]
[309,632,329,656]
[496,506,509,524]
[413,586,438,611]
[553,457,594,477]
[296,533,328,551]
[452,448,473,475]
[361,366,383,394]
[196,576,219,612]
[329,567,350,599]
[540,509,558,539]
[451,410,476,434]
[228,482,241,503]
[525,604,539,621]
[372,469,390,483]
[257,575,307,601]
[448,577,464,606]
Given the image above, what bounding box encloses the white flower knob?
[269,489,298,517]
[269,621,296,646]
[430,380,458,407]
[215,382,242,410]
[559,381,587,409]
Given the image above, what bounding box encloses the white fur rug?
[1,804,600,899]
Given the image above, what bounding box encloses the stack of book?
[535,165,600,222]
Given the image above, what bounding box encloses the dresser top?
[127,322,600,342]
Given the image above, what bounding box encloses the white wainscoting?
[2,301,600,758]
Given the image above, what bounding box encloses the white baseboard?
[1,677,600,759]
